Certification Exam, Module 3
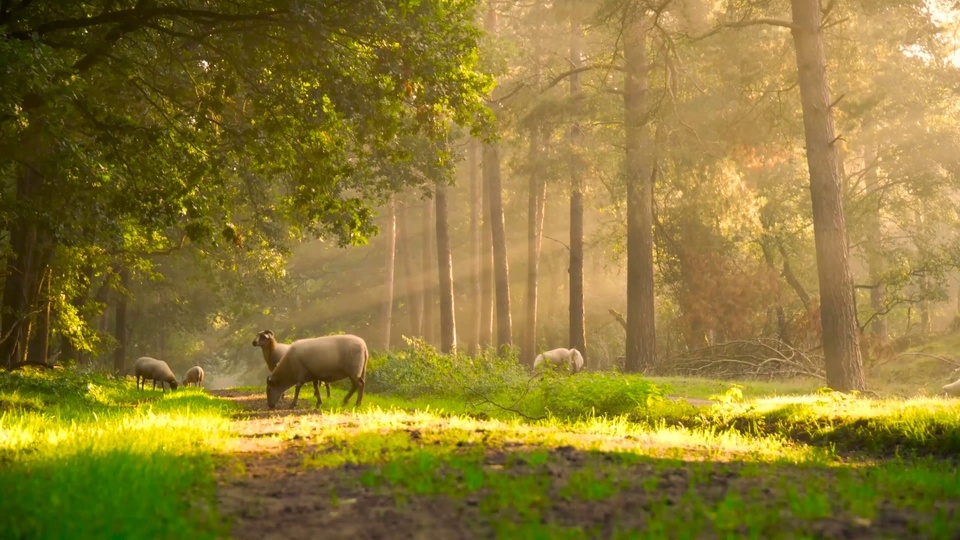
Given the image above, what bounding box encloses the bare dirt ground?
[212,389,928,540]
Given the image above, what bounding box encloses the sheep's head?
[253,330,275,348]
[266,375,284,409]
[168,379,179,390]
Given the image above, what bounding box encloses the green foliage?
[537,371,666,419]
[366,337,530,399]
[0,368,233,539]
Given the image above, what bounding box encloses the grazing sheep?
[266,334,368,410]
[533,348,584,374]
[183,366,205,387]
[134,357,179,392]
[943,378,960,397]
[253,330,331,401]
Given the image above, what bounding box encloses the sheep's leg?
[342,375,364,407]
[325,381,331,398]
[291,383,302,409]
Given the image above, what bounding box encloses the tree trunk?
[421,199,436,344]
[523,126,546,367]
[862,132,887,341]
[26,266,52,365]
[435,181,457,353]
[469,139,483,353]
[399,198,423,338]
[480,151,495,347]
[568,11,587,367]
[623,14,656,373]
[112,267,130,375]
[484,5,512,352]
[381,198,397,350]
[790,0,865,391]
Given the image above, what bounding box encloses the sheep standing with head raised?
[266,334,368,410]
[183,366,205,387]
[253,330,330,401]
[134,357,179,392]
[533,348,585,374]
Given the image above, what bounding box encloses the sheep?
[943,378,960,397]
[134,356,179,392]
[183,366,205,387]
[266,334,368,410]
[533,348,584,374]
[253,330,331,402]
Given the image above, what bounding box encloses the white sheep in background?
[533,348,584,374]
[253,330,330,401]
[133,357,179,392]
[183,366,205,388]
[266,334,369,410]
[943,378,960,397]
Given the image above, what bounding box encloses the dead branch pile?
[658,338,825,380]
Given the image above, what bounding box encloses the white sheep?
[134,357,179,392]
[943,378,960,397]
[266,334,368,410]
[183,366,205,387]
[533,348,584,374]
[254,330,331,401]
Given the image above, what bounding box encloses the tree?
[623,8,656,373]
[421,200,437,344]
[436,181,457,353]
[382,198,397,350]
[789,0,865,391]
[483,4,513,351]
[468,139,483,353]
[568,5,587,366]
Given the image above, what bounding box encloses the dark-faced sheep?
[134,357,179,392]
[533,348,584,374]
[253,330,331,401]
[266,334,368,410]
[183,366,205,387]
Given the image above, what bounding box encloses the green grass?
[0,368,235,540]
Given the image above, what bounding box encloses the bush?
[535,371,666,419]
[366,337,530,400]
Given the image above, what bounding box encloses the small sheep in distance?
[253,330,331,401]
[533,348,584,374]
[134,357,179,392]
[267,334,368,410]
[943,378,960,397]
[183,366,205,388]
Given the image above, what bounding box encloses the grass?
[0,368,235,540]
[8,340,960,538]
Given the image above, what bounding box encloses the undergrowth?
[0,367,233,540]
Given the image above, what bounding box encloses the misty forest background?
[4,1,960,393]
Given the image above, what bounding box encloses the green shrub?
[535,371,667,419]
[366,337,530,399]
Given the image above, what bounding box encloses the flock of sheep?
[131,330,372,410]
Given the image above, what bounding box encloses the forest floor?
[211,387,960,540]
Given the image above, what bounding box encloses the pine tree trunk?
[0,168,41,369]
[436,181,457,353]
[480,153,495,347]
[484,5,512,351]
[623,15,656,373]
[382,198,397,350]
[524,126,544,367]
[568,11,587,367]
[421,199,436,344]
[399,198,423,338]
[112,267,130,375]
[790,0,865,391]
[469,139,483,353]
[26,266,52,365]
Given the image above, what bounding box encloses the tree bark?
[381,198,397,350]
[421,199,436,344]
[399,197,423,338]
[790,0,865,391]
[623,14,656,373]
[480,150,495,347]
[435,181,457,353]
[568,10,587,367]
[26,266,52,365]
[862,135,887,341]
[469,138,483,353]
[484,4,512,352]
[112,267,130,375]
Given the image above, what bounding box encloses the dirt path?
[211,389,929,540]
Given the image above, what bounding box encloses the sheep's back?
[285,335,367,378]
